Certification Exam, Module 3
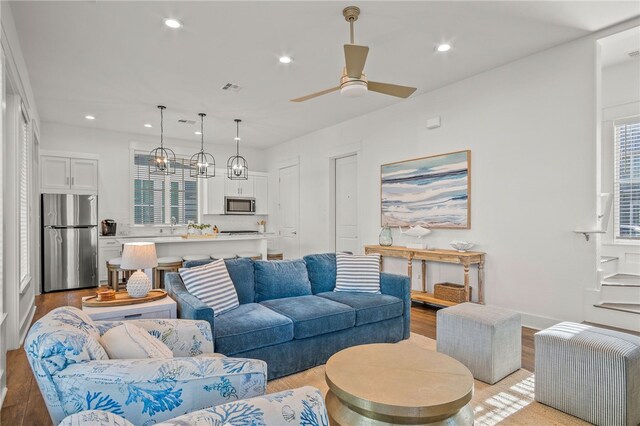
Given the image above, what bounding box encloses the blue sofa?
[165,253,411,379]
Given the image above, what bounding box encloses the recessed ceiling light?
[279,56,292,64]
[144,123,152,128]
[437,44,451,52]
[195,131,202,135]
[85,115,95,120]
[164,18,183,29]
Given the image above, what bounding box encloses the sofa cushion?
[224,257,256,304]
[183,258,255,304]
[260,295,355,339]
[254,259,312,302]
[214,303,294,354]
[303,253,336,294]
[317,292,403,326]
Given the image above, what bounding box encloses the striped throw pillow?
[179,259,239,316]
[334,253,381,293]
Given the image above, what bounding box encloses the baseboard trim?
[519,312,563,331]
[0,385,7,410]
[18,303,35,346]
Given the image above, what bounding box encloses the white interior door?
[335,154,358,253]
[278,163,299,259]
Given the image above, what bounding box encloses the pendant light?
[190,113,216,178]
[227,118,248,180]
[148,105,176,175]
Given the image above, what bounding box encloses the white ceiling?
[600,26,640,67]
[10,1,640,149]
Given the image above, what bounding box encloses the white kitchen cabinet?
[41,154,98,193]
[70,159,99,191]
[201,174,225,215]
[224,176,254,197]
[254,175,269,215]
[41,156,71,191]
[98,238,122,283]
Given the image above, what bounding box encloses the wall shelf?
[574,230,605,241]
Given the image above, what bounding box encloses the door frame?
[276,157,300,258]
[328,142,361,253]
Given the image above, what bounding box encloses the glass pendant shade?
[149,105,176,175]
[227,119,248,180]
[190,113,216,178]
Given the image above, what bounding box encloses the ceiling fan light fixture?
[340,80,368,98]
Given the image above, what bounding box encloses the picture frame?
[380,150,471,229]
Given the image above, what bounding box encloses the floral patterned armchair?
[60,386,329,426]
[25,307,267,425]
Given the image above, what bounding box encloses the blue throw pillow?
[255,259,312,302]
[303,253,337,294]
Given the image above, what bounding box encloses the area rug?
[267,333,588,425]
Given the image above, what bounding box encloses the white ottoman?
[437,302,521,384]
[535,322,640,426]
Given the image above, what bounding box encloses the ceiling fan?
[291,6,417,103]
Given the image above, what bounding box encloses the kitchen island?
[116,234,268,260]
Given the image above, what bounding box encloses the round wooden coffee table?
[325,343,474,425]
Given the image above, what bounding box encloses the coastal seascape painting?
[381,150,470,228]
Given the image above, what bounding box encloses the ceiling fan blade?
[344,44,369,78]
[290,86,340,102]
[368,81,417,98]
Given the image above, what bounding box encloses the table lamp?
[121,242,158,298]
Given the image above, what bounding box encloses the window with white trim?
[132,152,198,225]
[18,102,30,286]
[614,116,640,240]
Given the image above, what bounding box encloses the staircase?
[585,257,640,332]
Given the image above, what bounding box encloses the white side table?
[81,296,177,321]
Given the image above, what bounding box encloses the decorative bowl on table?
[450,241,474,252]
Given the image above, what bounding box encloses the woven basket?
[434,283,470,303]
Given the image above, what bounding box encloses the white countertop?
[116,234,267,244]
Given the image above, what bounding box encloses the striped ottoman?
[436,302,521,384]
[535,322,640,426]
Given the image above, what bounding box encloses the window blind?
[614,116,640,240]
[18,104,30,284]
[133,152,198,225]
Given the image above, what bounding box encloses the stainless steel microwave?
[224,197,256,215]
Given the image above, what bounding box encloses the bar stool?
[237,252,262,261]
[182,254,211,262]
[210,253,237,260]
[267,250,284,261]
[106,257,133,292]
[153,256,183,289]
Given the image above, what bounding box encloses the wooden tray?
[83,289,167,307]
[181,234,218,239]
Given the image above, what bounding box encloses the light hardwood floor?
[1,290,538,426]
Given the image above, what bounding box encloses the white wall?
[600,58,640,274]
[267,34,604,328]
[40,121,269,231]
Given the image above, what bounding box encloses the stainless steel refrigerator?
[42,194,98,292]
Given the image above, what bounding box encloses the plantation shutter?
[614,116,640,240]
[18,102,30,284]
[133,152,198,225]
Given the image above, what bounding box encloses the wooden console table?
[364,245,485,306]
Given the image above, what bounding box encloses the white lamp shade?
[121,242,158,270]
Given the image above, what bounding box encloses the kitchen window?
[614,116,640,240]
[132,152,198,225]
